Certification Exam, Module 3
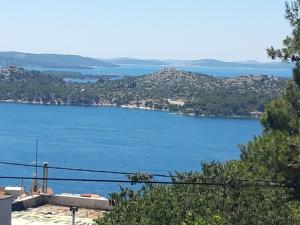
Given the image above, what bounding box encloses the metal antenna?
[34,138,38,192]
[70,206,79,225]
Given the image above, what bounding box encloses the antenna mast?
[34,138,38,192]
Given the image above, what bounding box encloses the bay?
[0,103,261,196]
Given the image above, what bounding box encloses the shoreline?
[0,99,260,120]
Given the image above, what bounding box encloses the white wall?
[48,194,112,211]
[0,196,13,225]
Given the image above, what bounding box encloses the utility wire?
[0,176,298,188]
[0,160,297,186]
[0,161,173,178]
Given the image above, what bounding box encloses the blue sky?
[0,0,291,61]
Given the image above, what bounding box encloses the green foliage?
[182,211,222,225]
[241,132,300,181]
[261,96,298,134]
[96,163,299,225]
[267,0,300,61]
[267,0,300,86]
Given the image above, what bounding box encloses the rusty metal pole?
[34,139,38,192]
[42,162,48,193]
[70,206,79,225]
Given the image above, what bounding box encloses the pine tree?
[267,0,300,86]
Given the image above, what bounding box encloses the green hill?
[0,67,288,117]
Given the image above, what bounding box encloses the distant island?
[164,59,293,69]
[0,66,288,118]
[100,57,169,66]
[0,51,294,70]
[0,52,117,69]
[103,57,293,69]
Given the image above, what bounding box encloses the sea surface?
[27,64,293,78]
[0,103,261,196]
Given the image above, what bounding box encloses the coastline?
[0,99,260,119]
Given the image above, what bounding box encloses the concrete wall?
[48,194,112,211]
[0,196,13,225]
[12,194,112,211]
[12,195,48,211]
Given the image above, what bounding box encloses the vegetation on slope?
[0,66,287,117]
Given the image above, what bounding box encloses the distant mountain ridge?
[164,59,293,69]
[0,52,117,68]
[0,51,294,70]
[100,57,168,65]
[103,57,293,69]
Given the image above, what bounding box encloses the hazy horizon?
[0,51,287,64]
[0,0,290,62]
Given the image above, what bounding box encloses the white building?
[4,187,24,200]
[0,195,13,225]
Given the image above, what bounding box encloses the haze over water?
[0,103,261,195]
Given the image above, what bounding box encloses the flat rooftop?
[12,204,104,225]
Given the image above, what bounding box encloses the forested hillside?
[0,67,287,117]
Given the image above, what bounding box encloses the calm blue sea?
[0,103,261,196]
[28,64,292,78]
